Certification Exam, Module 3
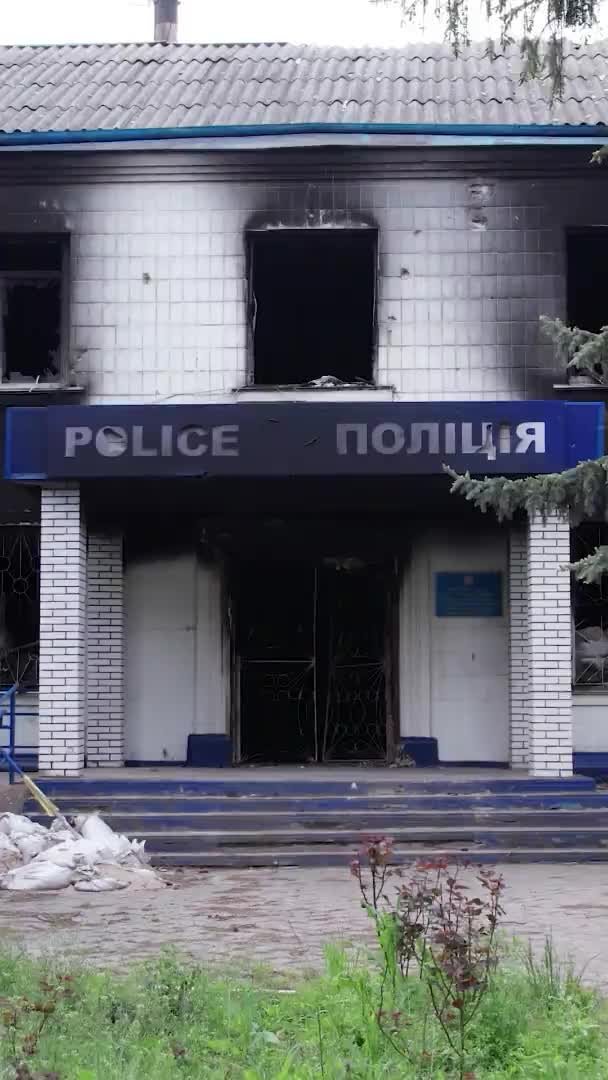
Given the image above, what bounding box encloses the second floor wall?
[0,145,605,405]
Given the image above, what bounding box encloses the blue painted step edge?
[573,752,608,779]
[22,792,608,812]
[31,776,597,796]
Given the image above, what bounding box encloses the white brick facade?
[527,512,573,777]
[38,485,87,776]
[86,531,124,766]
[66,160,580,403]
[509,526,528,767]
[0,148,602,406]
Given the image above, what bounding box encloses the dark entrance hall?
[235,558,392,763]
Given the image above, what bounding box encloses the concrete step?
[152,846,608,867]
[24,792,608,814]
[31,776,597,797]
[24,776,607,865]
[123,826,608,851]
[27,808,608,831]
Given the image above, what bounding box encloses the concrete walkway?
[0,864,607,987]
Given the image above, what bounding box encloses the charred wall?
[0,146,605,402]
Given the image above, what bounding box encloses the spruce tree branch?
[444,457,608,525]
[445,461,608,582]
[570,546,608,583]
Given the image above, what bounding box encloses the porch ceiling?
[83,474,498,522]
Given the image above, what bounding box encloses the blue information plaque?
[435,572,503,617]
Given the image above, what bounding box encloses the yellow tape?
[21,773,60,817]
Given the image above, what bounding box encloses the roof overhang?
[0,122,607,152]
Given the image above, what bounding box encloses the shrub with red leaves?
[351,839,505,1079]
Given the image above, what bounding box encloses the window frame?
[571,522,608,692]
[245,226,379,389]
[0,234,70,387]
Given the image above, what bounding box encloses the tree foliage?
[375,0,598,91]
[445,451,608,581]
[374,5,608,573]
[374,2,607,574]
[540,316,608,384]
[443,309,608,581]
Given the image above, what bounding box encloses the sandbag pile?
[0,812,165,892]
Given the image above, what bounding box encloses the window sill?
[232,384,396,403]
[573,685,608,695]
[0,383,84,395]
[554,383,608,391]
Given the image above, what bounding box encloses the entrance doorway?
[235,558,393,762]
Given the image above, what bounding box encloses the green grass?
[0,944,606,1079]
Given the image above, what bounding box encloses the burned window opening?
[572,524,608,688]
[249,229,377,386]
[0,236,65,384]
[567,230,608,334]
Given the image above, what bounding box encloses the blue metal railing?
[0,688,39,783]
[0,684,17,783]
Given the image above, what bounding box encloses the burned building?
[0,41,607,777]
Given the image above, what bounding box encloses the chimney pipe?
[154,0,178,42]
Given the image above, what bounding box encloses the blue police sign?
[4,400,604,481]
[436,573,504,617]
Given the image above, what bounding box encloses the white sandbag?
[130,838,151,865]
[32,841,76,867]
[0,810,158,890]
[0,813,46,837]
[46,829,76,846]
[35,837,111,868]
[74,814,140,865]
[107,834,138,864]
[124,867,165,890]
[0,832,21,871]
[1,860,73,891]
[76,814,124,852]
[73,876,128,892]
[93,862,165,890]
[49,816,71,832]
[49,816,78,841]
[14,833,52,862]
[0,833,19,856]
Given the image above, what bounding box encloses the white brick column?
[527,511,573,777]
[86,531,124,766]
[509,526,528,767]
[38,485,87,776]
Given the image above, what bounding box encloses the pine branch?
[571,546,608,583]
[540,316,608,383]
[444,457,608,524]
[445,461,608,582]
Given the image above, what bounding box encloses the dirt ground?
[1,863,608,987]
[0,782,25,815]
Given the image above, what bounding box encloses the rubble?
[0,812,165,892]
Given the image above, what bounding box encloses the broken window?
[572,524,608,687]
[248,229,376,386]
[0,236,66,384]
[0,526,40,689]
[567,229,608,333]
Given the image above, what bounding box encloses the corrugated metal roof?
[0,40,607,134]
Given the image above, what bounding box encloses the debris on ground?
[0,812,165,892]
